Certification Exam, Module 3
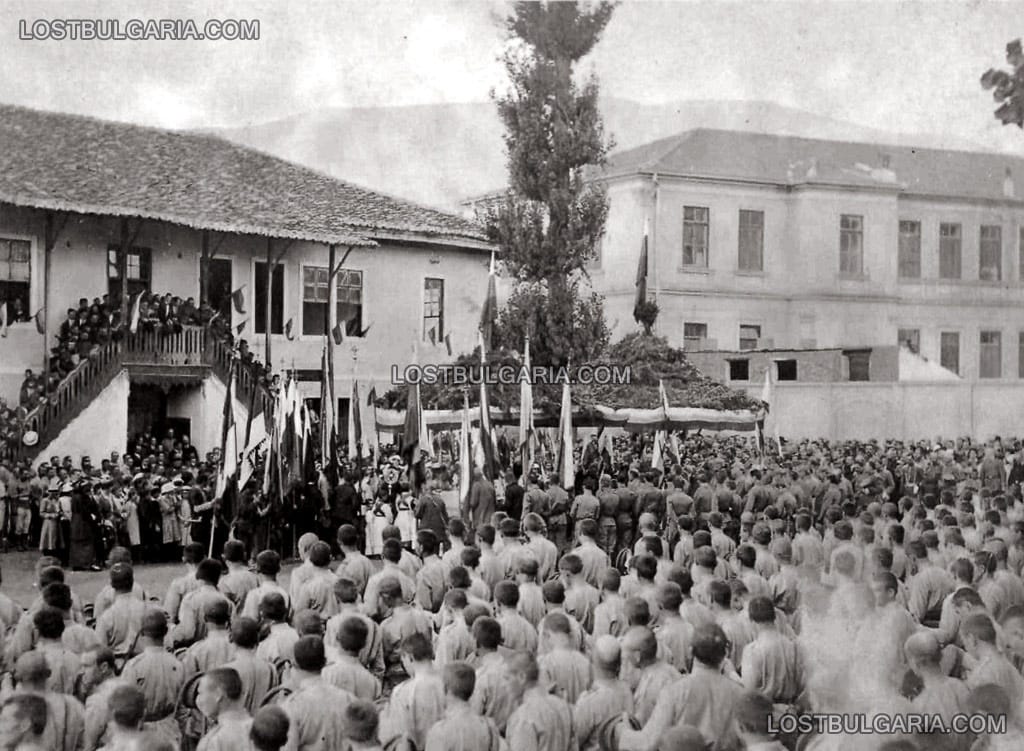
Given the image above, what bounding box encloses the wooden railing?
[3,326,276,462]
[123,326,207,365]
[8,337,126,462]
[205,333,277,417]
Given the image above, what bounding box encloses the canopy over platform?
[373,404,757,433]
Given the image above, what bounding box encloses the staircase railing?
[3,325,275,463]
[9,337,127,462]
[204,332,277,418]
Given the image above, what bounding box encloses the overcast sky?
[1,0,1022,152]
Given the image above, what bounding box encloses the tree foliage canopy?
[481,1,616,367]
[981,39,1024,127]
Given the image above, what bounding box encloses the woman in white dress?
[364,498,392,557]
[394,489,417,545]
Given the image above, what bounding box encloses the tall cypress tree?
[482,1,616,367]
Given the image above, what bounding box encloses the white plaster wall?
[196,375,252,458]
[33,370,129,467]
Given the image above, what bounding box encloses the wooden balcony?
[3,326,275,462]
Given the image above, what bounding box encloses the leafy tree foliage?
[981,39,1024,127]
[481,1,616,367]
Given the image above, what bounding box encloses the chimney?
[1004,167,1015,199]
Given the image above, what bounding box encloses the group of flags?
[205,217,781,513]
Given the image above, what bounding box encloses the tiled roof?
[603,128,1024,202]
[0,103,488,247]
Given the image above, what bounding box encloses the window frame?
[739,324,761,351]
[106,244,152,300]
[897,219,921,279]
[939,222,962,280]
[335,268,364,338]
[843,349,871,382]
[737,209,764,272]
[1018,331,1024,379]
[980,330,1002,379]
[423,277,445,342]
[940,331,960,375]
[897,328,921,354]
[979,224,1003,282]
[776,359,798,381]
[727,358,750,382]
[0,236,33,320]
[683,321,708,350]
[839,214,864,276]
[1019,226,1024,282]
[682,205,710,268]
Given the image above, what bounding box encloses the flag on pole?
[479,251,498,351]
[128,293,142,335]
[651,430,664,472]
[263,382,285,496]
[216,363,238,499]
[238,410,268,490]
[597,427,615,466]
[284,318,295,341]
[444,333,452,357]
[319,347,337,474]
[633,218,649,323]
[0,303,7,338]
[475,332,498,480]
[348,380,363,461]
[556,380,574,489]
[459,390,473,510]
[402,380,426,492]
[670,431,682,466]
[366,385,379,459]
[235,319,247,336]
[232,286,246,314]
[428,328,437,346]
[331,322,345,345]
[518,336,535,471]
[33,308,45,335]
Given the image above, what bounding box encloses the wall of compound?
[748,381,1024,441]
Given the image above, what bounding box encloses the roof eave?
[0,193,377,247]
[364,227,494,253]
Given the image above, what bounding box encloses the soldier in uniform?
[595,476,619,556]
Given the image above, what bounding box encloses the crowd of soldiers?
[1,434,1024,750]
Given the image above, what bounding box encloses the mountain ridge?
[204,98,996,210]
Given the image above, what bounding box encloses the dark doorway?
[208,258,233,321]
[127,384,193,445]
[128,385,166,441]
